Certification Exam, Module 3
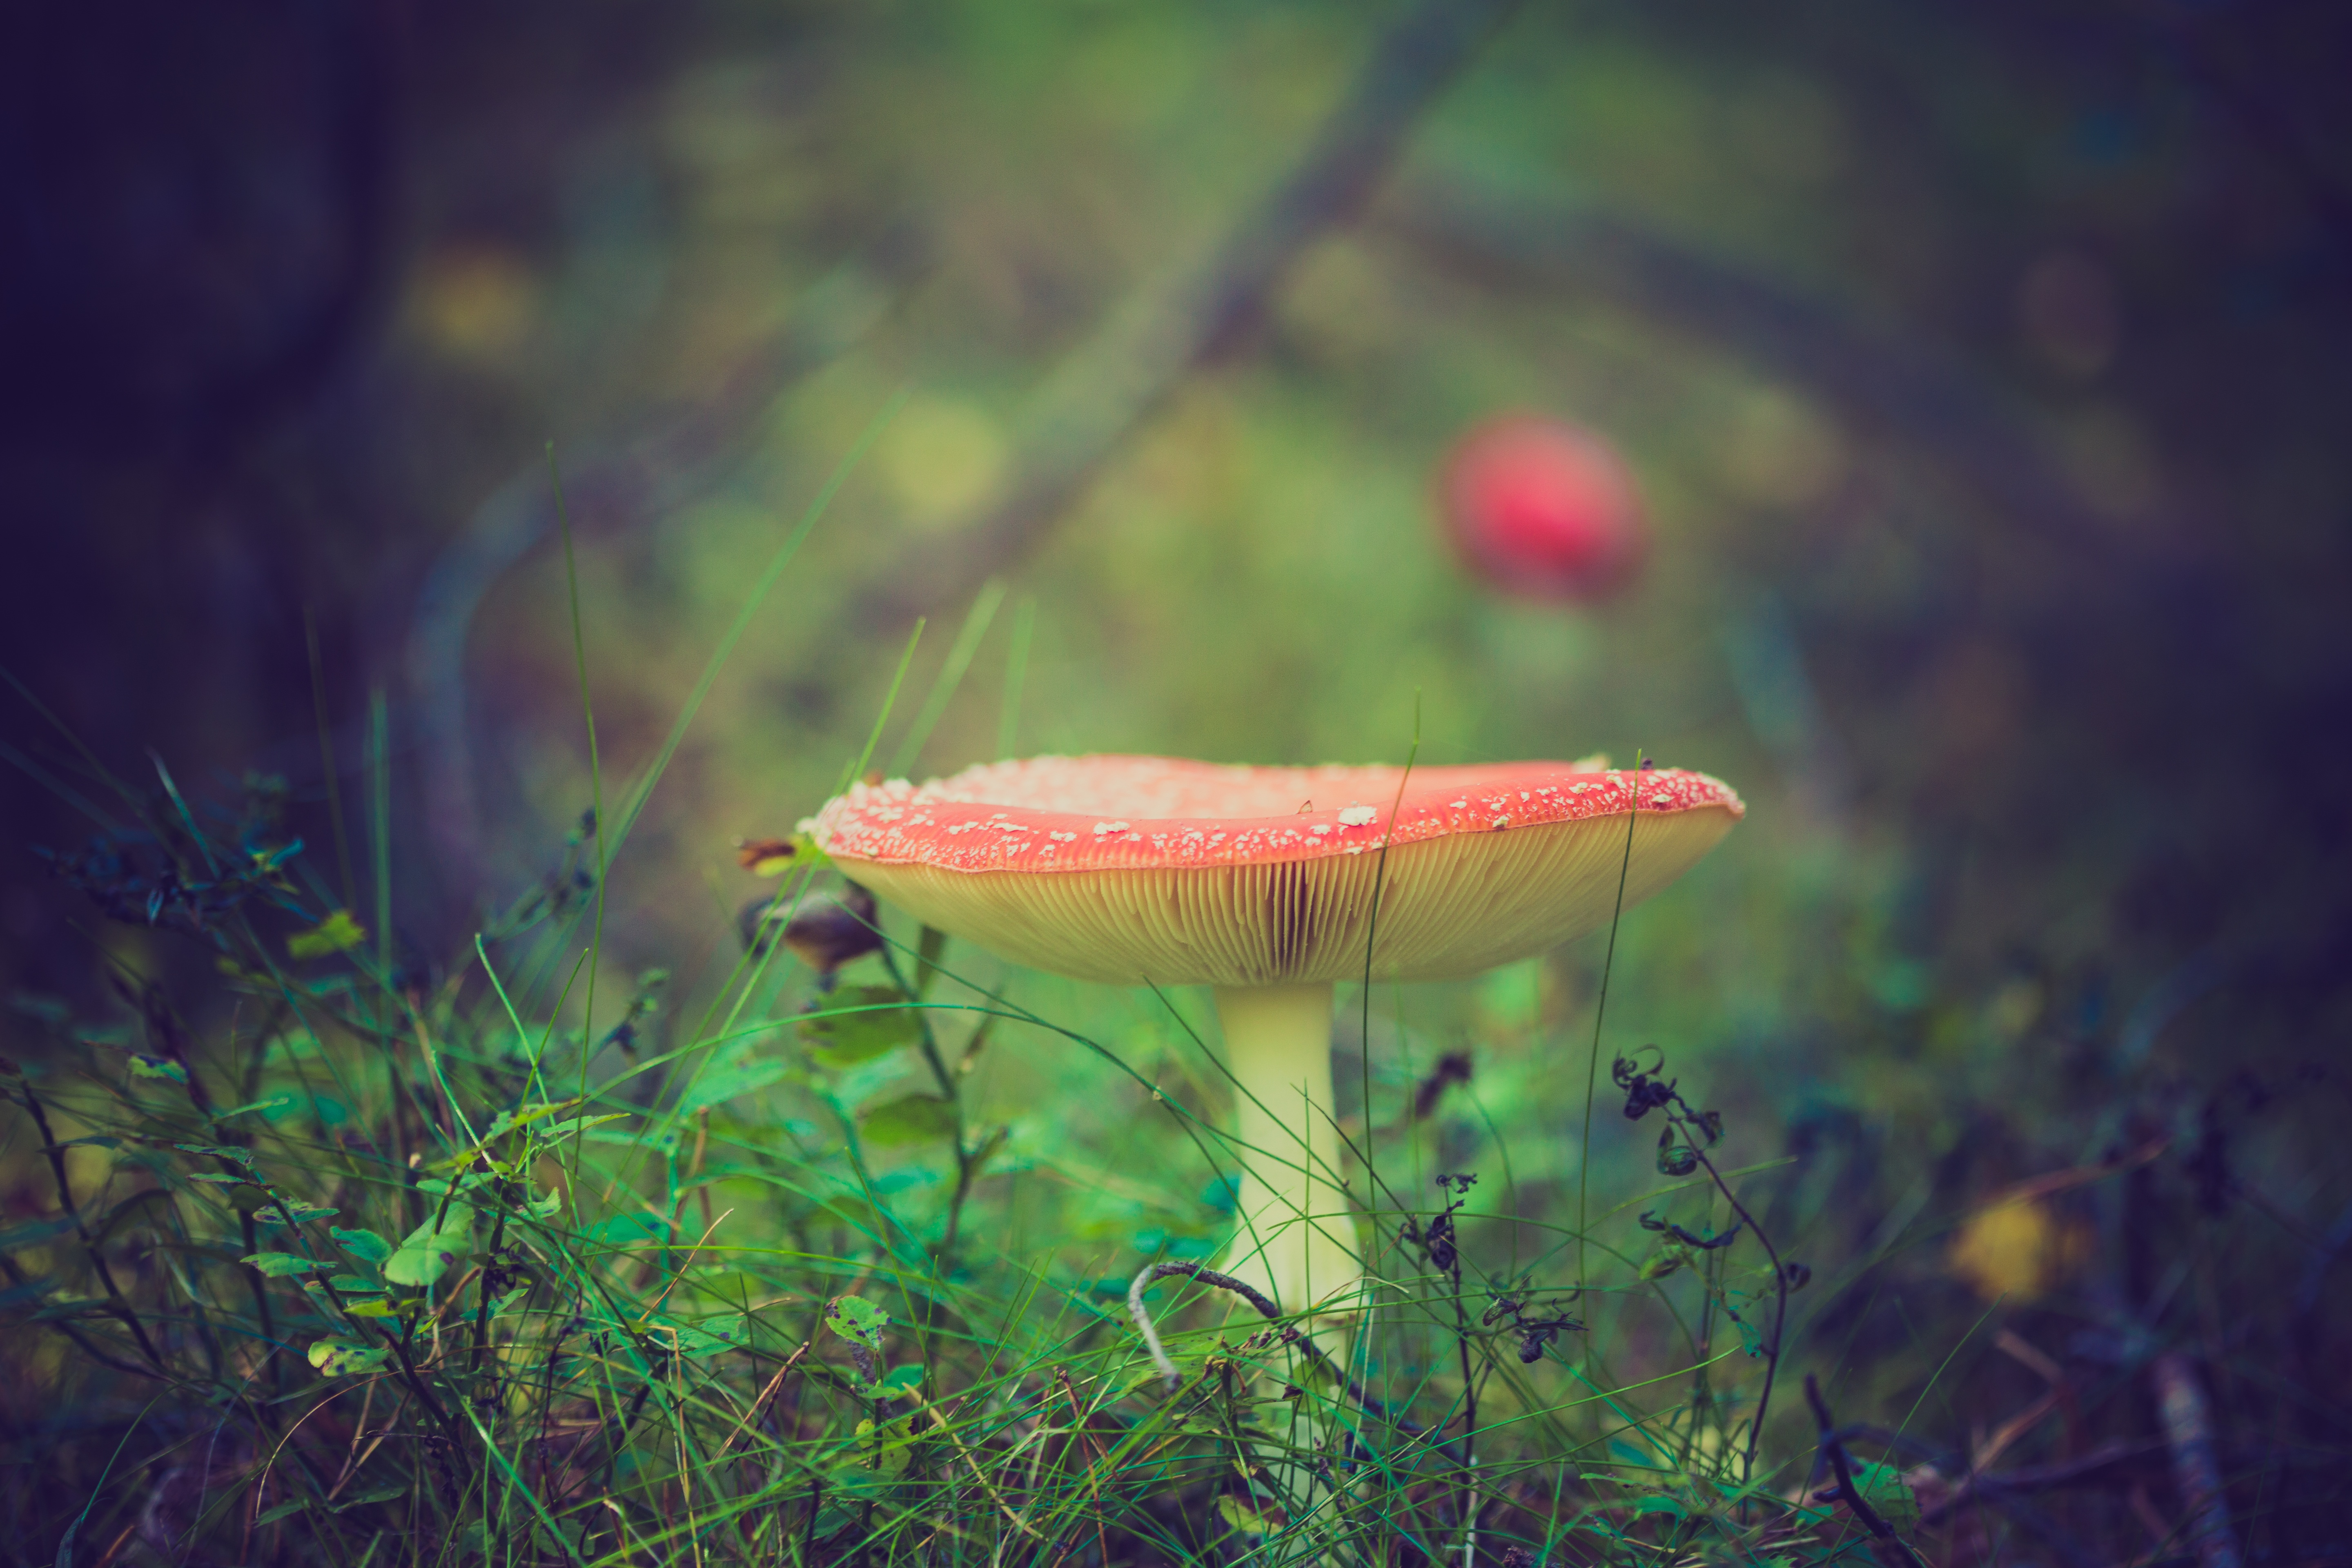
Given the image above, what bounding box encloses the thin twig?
[1807,1374,1929,1568]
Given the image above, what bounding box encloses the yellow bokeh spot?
[878,396,1009,528]
[412,244,537,362]
[1947,1197,2087,1301]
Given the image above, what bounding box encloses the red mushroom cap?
[804,755,1741,986]
[1439,414,1646,601]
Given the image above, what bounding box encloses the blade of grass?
[305,606,361,913]
[1577,751,1642,1294]
[368,688,392,991]
[885,577,1008,780]
[599,389,909,867]
[549,443,609,1062]
[996,595,1036,761]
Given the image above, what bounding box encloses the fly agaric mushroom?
[803,754,1740,1316]
[1440,413,1646,601]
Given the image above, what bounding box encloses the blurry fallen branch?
[1971,1136,2171,1213]
[405,224,929,901]
[1906,1438,2169,1524]
[2149,1350,2241,1568]
[1375,175,2144,558]
[852,0,1528,628]
[1126,1260,1463,1463]
[1126,1260,1283,1393]
[1806,1376,1929,1568]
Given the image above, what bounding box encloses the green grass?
[2,424,2340,1568]
[0,533,1896,1566]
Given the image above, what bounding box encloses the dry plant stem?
[2149,1350,2242,1568]
[1214,980,1360,1319]
[1806,1375,1928,1568]
[12,1080,166,1370]
[875,942,980,1256]
[1688,1139,1788,1481]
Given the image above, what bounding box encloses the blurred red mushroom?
[1438,413,1646,601]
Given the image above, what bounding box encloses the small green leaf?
[343,1297,403,1319]
[490,1286,532,1318]
[254,1201,339,1228]
[214,1096,296,1120]
[525,1187,563,1220]
[824,1295,887,1355]
[1640,1245,1693,1281]
[858,1092,957,1147]
[254,1497,313,1526]
[288,910,368,960]
[129,1055,187,1083]
[332,1227,394,1265]
[308,1338,391,1376]
[1216,1496,1272,1535]
[0,1216,79,1252]
[645,1314,744,1358]
[799,987,919,1068]
[1852,1462,1921,1535]
[173,1143,254,1165]
[382,1203,474,1287]
[327,1275,384,1296]
[879,1363,925,1398]
[1635,1494,1688,1519]
[243,1252,331,1278]
[583,1212,671,1250]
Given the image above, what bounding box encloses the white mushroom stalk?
[1214,980,1359,1317]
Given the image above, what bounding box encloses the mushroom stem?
[1214,980,1361,1318]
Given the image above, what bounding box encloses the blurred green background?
[4,0,2350,1484]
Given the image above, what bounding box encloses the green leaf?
[858,1092,957,1147]
[381,1203,474,1287]
[1735,1311,1766,1359]
[1640,1244,1693,1281]
[214,1096,296,1120]
[254,1497,313,1526]
[0,1216,79,1252]
[332,1227,394,1264]
[852,1417,914,1477]
[172,1143,254,1165]
[243,1252,332,1278]
[308,1338,391,1376]
[525,1187,563,1220]
[1216,1496,1272,1536]
[824,1295,887,1355]
[128,1055,187,1083]
[645,1314,745,1358]
[1852,1462,1920,1535]
[288,910,368,960]
[254,1201,339,1228]
[327,1275,384,1296]
[879,1363,925,1399]
[583,1212,671,1249]
[1634,1494,1688,1519]
[799,987,920,1068]
[675,1058,792,1114]
[0,1275,57,1310]
[490,1286,532,1318]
